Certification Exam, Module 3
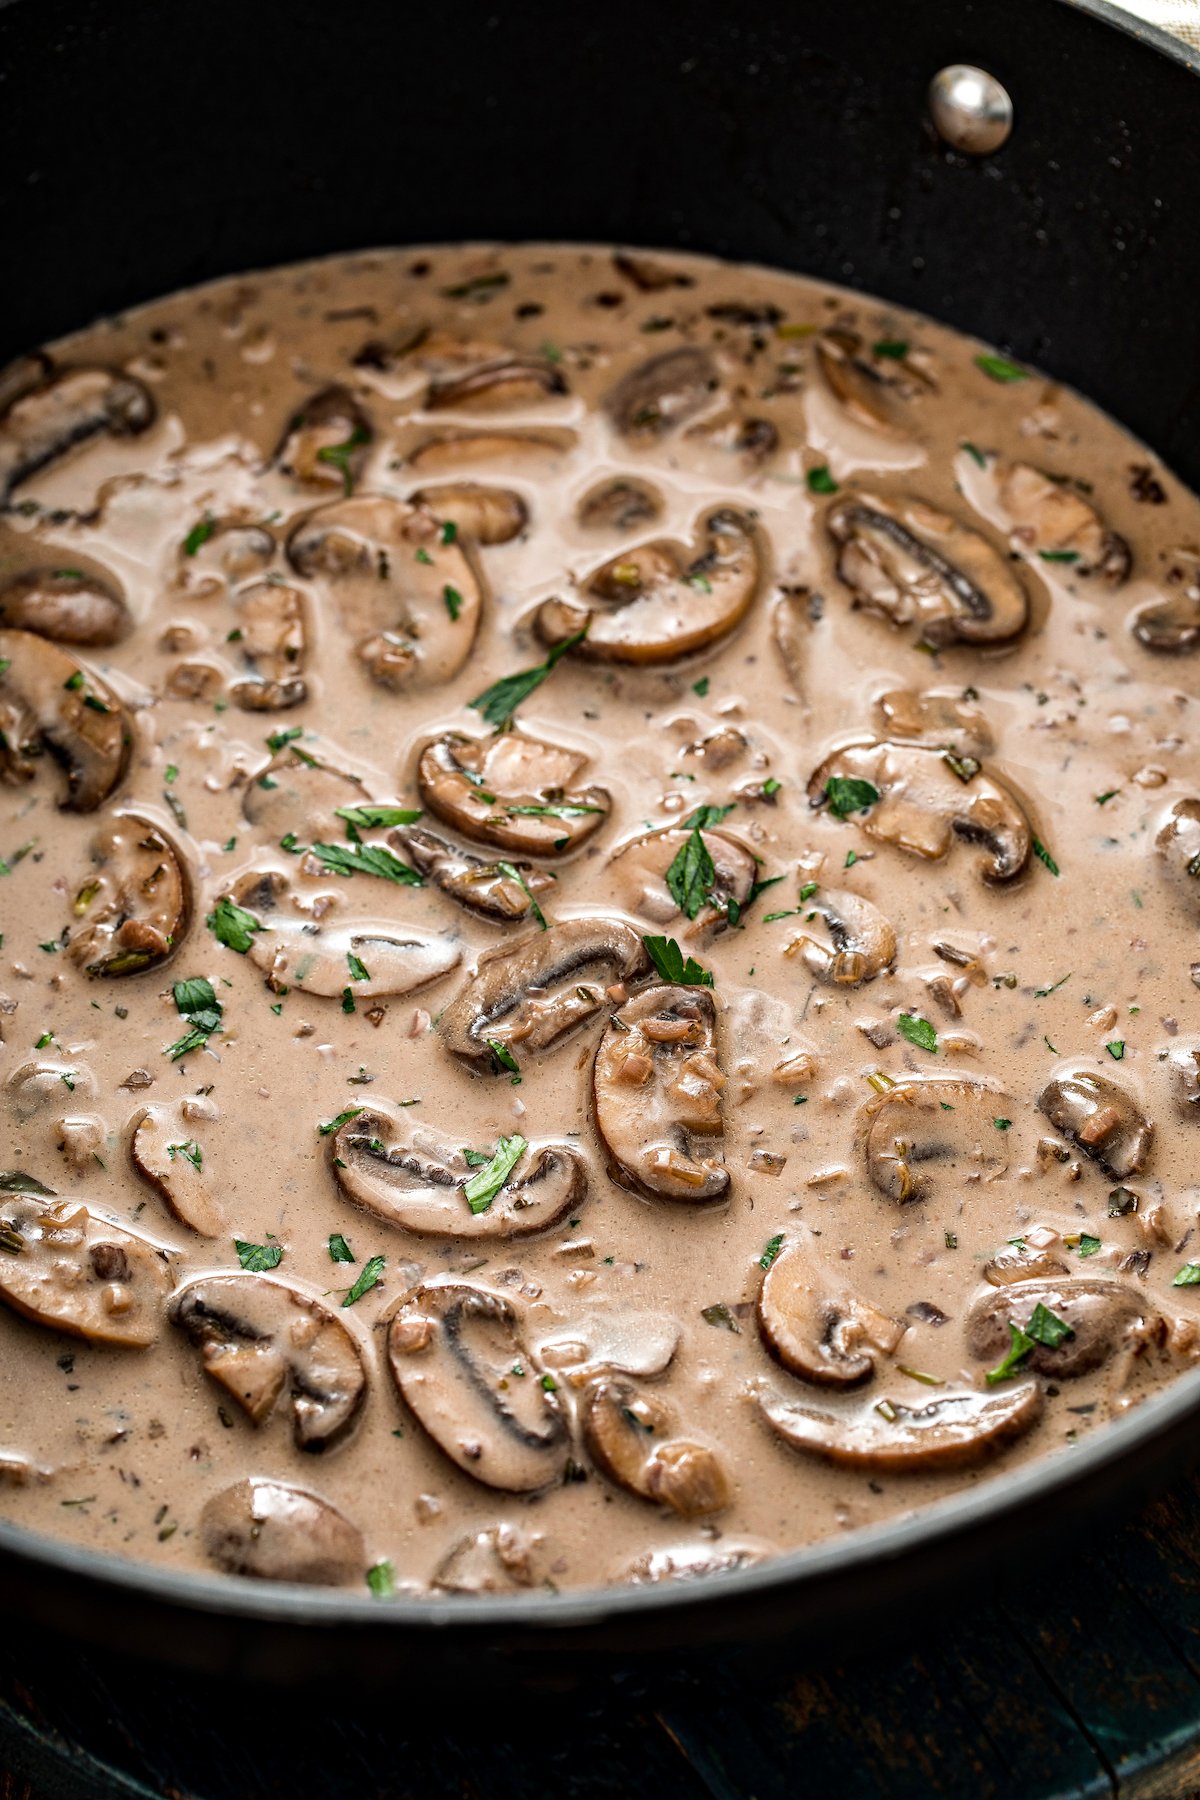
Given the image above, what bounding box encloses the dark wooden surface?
[7,1464,1200,1799]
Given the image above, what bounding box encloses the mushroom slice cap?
[966,1277,1153,1378]
[393,825,554,923]
[228,581,309,712]
[1167,1039,1200,1112]
[227,868,460,999]
[408,482,528,545]
[0,365,155,501]
[425,356,567,411]
[0,628,131,812]
[1155,798,1200,907]
[759,1381,1042,1471]
[286,495,482,688]
[535,507,761,665]
[201,1478,364,1585]
[274,385,373,490]
[814,329,923,437]
[581,1375,731,1516]
[593,984,729,1203]
[241,741,371,842]
[1132,552,1200,653]
[387,1281,569,1491]
[432,1523,541,1594]
[577,477,665,532]
[0,1197,170,1347]
[406,430,575,476]
[130,1098,223,1237]
[808,740,1032,884]
[827,492,1028,646]
[440,916,649,1067]
[862,1077,1021,1204]
[604,346,719,439]
[0,568,130,646]
[1037,1068,1153,1180]
[177,517,275,596]
[993,459,1131,582]
[416,730,610,857]
[983,1245,1069,1286]
[608,826,755,934]
[540,1310,682,1385]
[67,812,190,977]
[170,1273,366,1451]
[332,1106,585,1239]
[785,886,896,987]
[757,1235,906,1387]
[874,686,995,756]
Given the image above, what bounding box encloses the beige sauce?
[2,243,1200,1598]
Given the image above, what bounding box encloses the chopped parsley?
[468,626,588,730]
[496,861,546,929]
[1035,972,1072,998]
[975,353,1028,384]
[873,338,910,360]
[166,1140,203,1170]
[235,1238,283,1272]
[759,1233,785,1271]
[318,1107,364,1137]
[346,952,371,982]
[1077,1234,1102,1258]
[328,1233,355,1263]
[310,842,422,885]
[806,465,839,495]
[642,934,714,988]
[692,676,710,698]
[897,1013,938,1054]
[334,804,423,836]
[440,521,457,545]
[342,1254,386,1306]
[366,1560,395,1598]
[443,584,463,622]
[822,776,880,820]
[986,1301,1074,1383]
[665,824,716,921]
[315,425,369,497]
[1032,838,1061,876]
[487,1039,522,1080]
[993,1118,1013,1131]
[166,976,223,1061]
[1106,1040,1126,1060]
[205,895,261,954]
[1038,549,1080,564]
[463,1135,527,1214]
[183,516,216,556]
[961,441,987,467]
[1173,1262,1200,1287]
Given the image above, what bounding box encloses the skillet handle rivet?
[928,64,1014,155]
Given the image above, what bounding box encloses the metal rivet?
[928,64,1014,156]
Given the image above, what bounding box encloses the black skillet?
[1,0,1199,1686]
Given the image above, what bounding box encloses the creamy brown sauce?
[2,243,1200,1598]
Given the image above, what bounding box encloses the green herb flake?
[1026,1301,1075,1348]
[443,583,463,622]
[183,516,216,556]
[1032,838,1060,877]
[495,860,547,929]
[1095,790,1120,806]
[986,1320,1037,1384]
[1035,972,1072,998]
[318,1107,364,1137]
[692,676,710,698]
[315,425,369,497]
[440,521,458,545]
[328,1233,355,1264]
[975,353,1028,384]
[961,441,987,467]
[310,842,422,885]
[342,1254,386,1306]
[235,1238,283,1272]
[205,895,262,954]
[365,1559,395,1598]
[806,465,839,495]
[540,1373,558,1393]
[759,1233,785,1271]
[468,626,588,730]
[334,804,423,834]
[487,1040,522,1081]
[347,952,371,982]
[1038,549,1080,564]
[823,775,880,820]
[898,1013,938,1054]
[993,1117,1013,1131]
[665,825,716,921]
[1173,1262,1200,1287]
[166,1140,203,1171]
[414,546,433,566]
[341,986,356,1015]
[463,1134,527,1214]
[1106,1040,1126,1060]
[642,934,714,988]
[700,1302,741,1333]
[1077,1234,1102,1258]
[944,1231,958,1250]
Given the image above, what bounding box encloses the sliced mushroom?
[1167,1039,1200,1111]
[0,1197,170,1347]
[873,687,995,755]
[408,482,528,544]
[983,1244,1069,1285]
[130,1097,222,1237]
[0,365,155,501]
[684,410,778,465]
[814,329,933,437]
[286,496,481,688]
[539,1311,681,1385]
[808,741,1032,883]
[1131,550,1200,652]
[966,1277,1154,1377]
[66,813,190,977]
[406,430,574,477]
[0,628,130,811]
[618,1542,766,1585]
[226,867,460,999]
[332,1107,585,1239]
[827,493,1029,646]
[177,517,275,598]
[1155,798,1200,906]
[432,1523,540,1594]
[417,731,610,857]
[576,476,664,532]
[580,1375,731,1516]
[393,824,554,923]
[536,507,761,664]
[228,581,309,712]
[274,385,372,491]
[0,568,130,646]
[426,356,567,411]
[200,1478,364,1585]
[170,1274,366,1450]
[241,741,371,842]
[770,588,810,701]
[1037,1069,1153,1180]
[440,917,649,1067]
[992,460,1130,582]
[862,1077,1021,1204]
[604,347,719,439]
[608,826,755,934]
[783,887,896,986]
[387,1282,568,1490]
[758,1381,1042,1471]
[757,1234,906,1386]
[593,985,728,1202]
[6,1060,97,1121]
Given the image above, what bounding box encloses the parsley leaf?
[495,861,547,929]
[318,1107,364,1136]
[760,1233,785,1270]
[183,516,216,556]
[823,776,880,819]
[310,842,422,885]
[328,1233,355,1263]
[315,425,369,497]
[235,1239,283,1272]
[1032,838,1060,877]
[366,1560,395,1598]
[334,804,423,835]
[1077,1234,1102,1258]
[166,976,223,1060]
[1173,1262,1200,1287]
[985,1320,1036,1384]
[463,1134,527,1214]
[665,826,716,921]
[898,1013,938,1054]
[1026,1301,1074,1348]
[342,1254,386,1306]
[443,584,462,622]
[682,803,735,830]
[347,952,370,982]
[487,1040,521,1079]
[205,895,261,954]
[468,627,588,729]
[975,353,1028,383]
[642,934,714,988]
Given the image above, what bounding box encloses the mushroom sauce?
[2,243,1200,1599]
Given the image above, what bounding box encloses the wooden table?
[5,1457,1200,1800]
